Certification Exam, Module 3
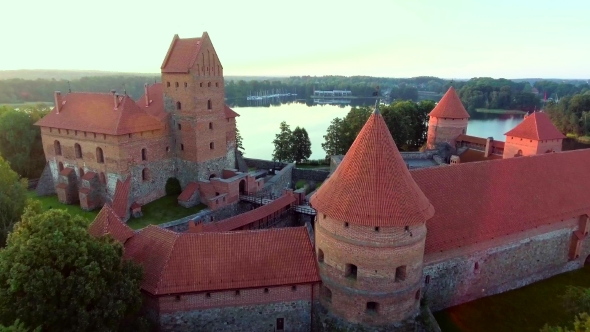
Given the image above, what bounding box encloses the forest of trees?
[545,92,590,137]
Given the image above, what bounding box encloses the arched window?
[345,264,358,280]
[318,249,324,263]
[200,82,203,87]
[215,82,219,87]
[180,144,184,151]
[166,82,170,87]
[184,82,187,88]
[207,99,212,110]
[74,143,82,159]
[366,302,379,314]
[395,266,407,282]
[54,140,62,156]
[141,148,147,161]
[166,146,170,153]
[209,142,214,150]
[178,123,182,130]
[208,82,211,87]
[142,168,149,181]
[96,147,104,163]
[175,82,179,88]
[209,122,213,129]
[176,101,181,110]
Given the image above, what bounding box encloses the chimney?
[111,89,118,110]
[144,83,149,106]
[54,91,62,114]
[484,137,493,158]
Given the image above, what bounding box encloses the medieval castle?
[33,32,590,331]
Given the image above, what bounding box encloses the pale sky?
[2,0,589,78]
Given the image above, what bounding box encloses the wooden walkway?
[239,195,316,216]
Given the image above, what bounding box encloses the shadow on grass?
[434,266,590,332]
[127,196,207,230]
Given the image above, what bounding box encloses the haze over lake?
[234,102,525,160]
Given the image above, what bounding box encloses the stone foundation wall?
[422,218,590,311]
[262,163,294,197]
[176,152,235,189]
[292,168,330,186]
[130,159,175,205]
[36,163,55,196]
[313,303,418,332]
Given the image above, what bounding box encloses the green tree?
[322,117,348,158]
[0,107,48,178]
[291,127,312,163]
[0,156,27,247]
[0,206,144,331]
[0,320,40,332]
[540,312,590,332]
[236,127,245,152]
[272,121,294,162]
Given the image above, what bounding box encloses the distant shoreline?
[475,108,527,115]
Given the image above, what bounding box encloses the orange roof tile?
[429,87,470,119]
[124,226,320,295]
[60,168,74,176]
[504,111,566,140]
[412,149,590,254]
[88,205,135,244]
[112,177,131,219]
[224,105,240,119]
[456,134,505,149]
[81,171,96,181]
[79,187,91,194]
[310,108,434,226]
[161,35,202,73]
[193,194,296,232]
[457,149,503,163]
[136,83,167,121]
[178,182,199,202]
[35,93,163,135]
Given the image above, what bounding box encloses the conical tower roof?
[429,87,470,119]
[310,107,434,226]
[504,111,565,140]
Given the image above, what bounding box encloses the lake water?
[234,102,524,160]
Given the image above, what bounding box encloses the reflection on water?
[234,100,524,160]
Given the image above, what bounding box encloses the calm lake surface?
[233,102,524,160]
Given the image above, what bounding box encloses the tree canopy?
[291,127,312,163]
[272,121,294,162]
[0,156,27,247]
[0,206,144,331]
[545,92,590,136]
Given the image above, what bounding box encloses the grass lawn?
[248,167,257,172]
[567,133,590,144]
[127,196,207,230]
[434,266,590,332]
[27,191,99,225]
[295,179,307,189]
[475,108,527,115]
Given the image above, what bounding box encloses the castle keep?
[34,32,590,331]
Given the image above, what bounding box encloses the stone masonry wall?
[244,157,287,170]
[157,284,316,332]
[422,218,590,311]
[129,159,175,205]
[262,163,294,197]
[36,163,55,196]
[292,168,330,186]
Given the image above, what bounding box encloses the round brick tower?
[426,87,470,150]
[310,104,435,329]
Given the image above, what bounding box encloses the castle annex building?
[45,33,588,331]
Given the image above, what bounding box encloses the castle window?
[395,266,407,282]
[178,123,181,130]
[128,133,132,139]
[207,99,212,110]
[374,227,380,232]
[318,249,324,263]
[235,290,240,296]
[142,168,150,181]
[50,128,52,133]
[405,226,410,232]
[166,82,170,87]
[208,82,211,87]
[166,146,170,153]
[474,262,479,272]
[180,144,184,151]
[209,122,213,129]
[210,142,214,150]
[54,140,62,156]
[96,147,104,163]
[58,162,64,172]
[366,302,379,314]
[291,285,297,291]
[264,288,269,293]
[141,148,147,161]
[344,222,349,228]
[175,82,179,88]
[66,130,69,135]
[415,290,421,300]
[175,295,180,301]
[345,264,357,280]
[200,82,203,87]
[206,292,211,298]
[79,167,84,177]
[103,134,106,140]
[58,129,61,134]
[276,318,284,331]
[184,82,187,88]
[216,82,219,87]
[74,143,82,159]
[75,130,78,136]
[176,101,181,110]
[321,285,332,303]
[425,275,430,284]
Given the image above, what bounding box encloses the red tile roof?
[112,177,131,219]
[457,149,503,163]
[35,93,163,135]
[429,87,470,119]
[88,204,135,244]
[412,149,590,254]
[456,134,505,149]
[161,35,203,73]
[504,111,566,140]
[60,168,74,176]
[123,226,320,295]
[224,105,240,119]
[192,194,296,232]
[81,171,96,181]
[136,83,167,121]
[310,109,434,226]
[79,187,91,194]
[178,182,199,202]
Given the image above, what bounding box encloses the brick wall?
[156,283,317,332]
[426,117,468,150]
[422,217,589,311]
[315,215,426,325]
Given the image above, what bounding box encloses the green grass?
[1,101,53,108]
[295,179,307,189]
[26,191,99,225]
[475,108,527,115]
[27,191,207,230]
[127,196,207,230]
[248,167,256,172]
[434,266,590,332]
[567,133,590,144]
